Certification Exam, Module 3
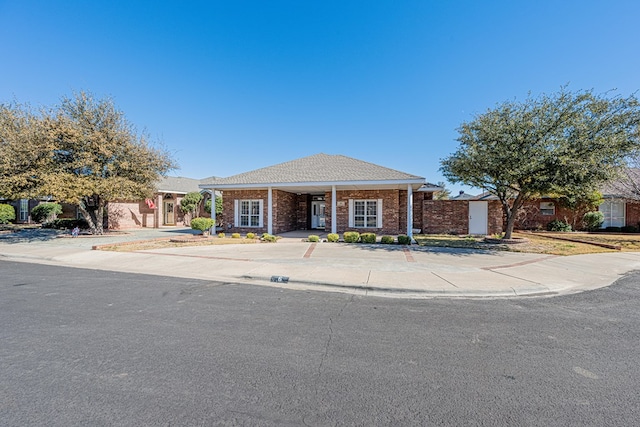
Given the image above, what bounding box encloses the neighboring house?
[106,176,217,229]
[199,153,478,237]
[2,198,42,224]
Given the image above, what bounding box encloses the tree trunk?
[502,194,525,239]
[78,196,105,235]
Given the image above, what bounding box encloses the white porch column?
[331,185,337,234]
[407,184,413,238]
[210,190,216,233]
[267,186,273,235]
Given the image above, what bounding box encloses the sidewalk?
[1,228,639,298]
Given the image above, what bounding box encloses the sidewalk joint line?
[487,268,542,285]
[482,255,557,270]
[431,271,458,288]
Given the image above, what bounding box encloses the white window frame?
[19,199,29,221]
[234,199,263,228]
[599,199,625,228]
[540,201,555,216]
[348,199,383,228]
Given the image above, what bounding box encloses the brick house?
[199,153,504,236]
[4,176,216,229]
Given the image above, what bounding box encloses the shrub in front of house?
[231,233,241,239]
[397,234,411,245]
[30,203,63,223]
[343,231,360,243]
[246,232,256,239]
[583,211,604,231]
[547,219,572,232]
[380,235,395,244]
[42,218,89,230]
[308,234,320,242]
[191,217,214,234]
[621,225,639,233]
[261,233,277,242]
[218,232,225,238]
[605,226,622,232]
[0,204,16,224]
[360,232,376,244]
[327,233,339,242]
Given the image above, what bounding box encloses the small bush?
[360,232,376,244]
[583,211,604,231]
[261,233,277,242]
[343,231,360,243]
[397,234,411,245]
[42,218,88,230]
[0,204,16,224]
[380,235,395,244]
[621,225,639,233]
[308,234,320,242]
[217,232,225,238]
[231,233,241,239]
[31,203,62,223]
[605,226,622,232]
[547,219,572,232]
[246,232,256,239]
[190,217,215,233]
[327,233,339,242]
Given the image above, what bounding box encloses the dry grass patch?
[97,237,258,252]
[536,232,640,251]
[415,233,615,256]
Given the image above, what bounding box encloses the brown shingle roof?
[200,153,424,186]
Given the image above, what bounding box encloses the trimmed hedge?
[0,204,15,224]
[547,219,572,232]
[42,218,89,230]
[308,234,320,242]
[31,203,62,223]
[397,235,411,245]
[327,233,339,243]
[343,231,360,243]
[380,235,395,244]
[190,217,214,233]
[360,233,376,244]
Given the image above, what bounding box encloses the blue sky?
[1,1,639,194]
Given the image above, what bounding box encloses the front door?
[469,201,488,235]
[311,201,326,229]
[163,201,175,225]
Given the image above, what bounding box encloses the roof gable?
[201,153,424,186]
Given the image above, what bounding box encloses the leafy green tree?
[441,88,640,238]
[0,103,54,200]
[0,92,176,234]
[179,191,203,226]
[204,197,223,216]
[434,181,451,200]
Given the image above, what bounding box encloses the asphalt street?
[2,260,639,426]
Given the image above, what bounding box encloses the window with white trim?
[540,202,555,216]
[235,199,263,227]
[19,199,28,221]
[349,199,383,228]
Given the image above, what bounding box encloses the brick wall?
[421,200,503,235]
[222,189,269,234]
[107,201,157,229]
[626,201,640,227]
[487,201,503,235]
[272,189,298,233]
[296,194,310,230]
[330,189,404,235]
[516,199,588,230]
